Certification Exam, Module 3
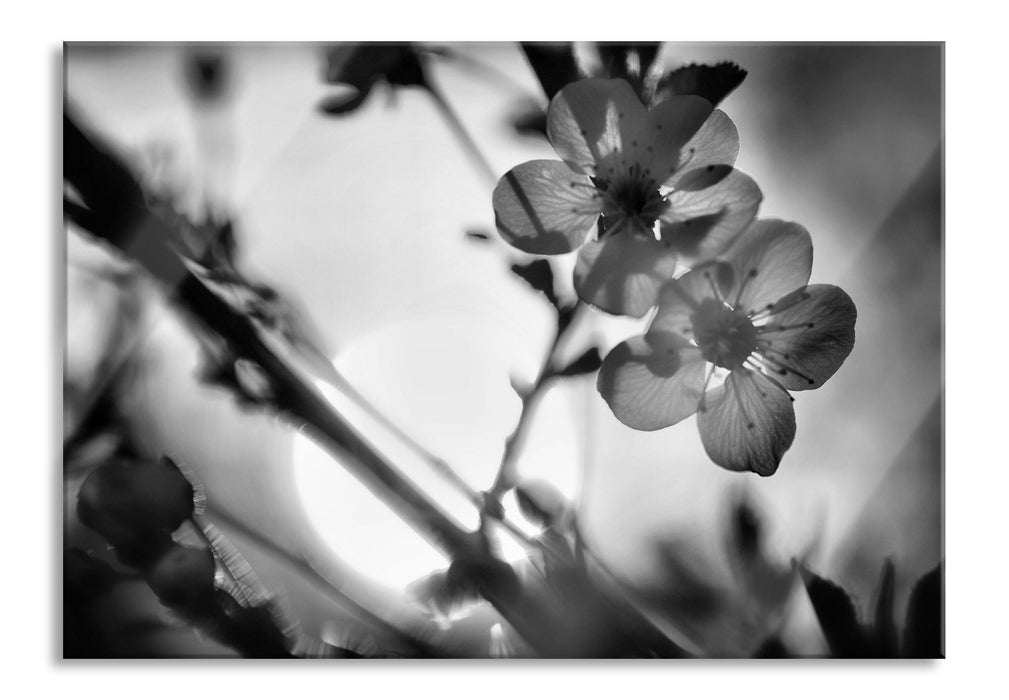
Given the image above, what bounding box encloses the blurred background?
[63,42,941,657]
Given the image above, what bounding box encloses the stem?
[329,371,540,551]
[64,111,477,562]
[63,110,575,656]
[487,304,582,501]
[424,80,497,187]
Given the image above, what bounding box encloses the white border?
[9,1,1008,697]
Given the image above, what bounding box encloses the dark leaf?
[185,50,230,103]
[520,43,581,100]
[753,635,789,658]
[465,229,492,242]
[511,259,558,306]
[320,43,427,117]
[730,495,762,562]
[800,566,867,657]
[656,62,747,107]
[509,100,548,140]
[902,562,943,658]
[556,347,603,377]
[64,548,131,605]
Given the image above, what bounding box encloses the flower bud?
[77,457,195,542]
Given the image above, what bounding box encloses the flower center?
[599,164,668,238]
[690,298,758,370]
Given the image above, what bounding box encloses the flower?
[492,78,762,317]
[596,219,856,476]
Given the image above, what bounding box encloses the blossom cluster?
[492,78,856,476]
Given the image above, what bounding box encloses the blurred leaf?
[596,43,663,89]
[407,568,482,628]
[516,479,568,528]
[656,62,747,107]
[902,562,943,658]
[319,43,427,117]
[753,636,789,658]
[465,229,492,242]
[729,494,761,562]
[800,566,866,657]
[64,548,131,605]
[520,43,581,99]
[556,347,602,377]
[509,99,548,140]
[184,50,229,103]
[511,259,558,307]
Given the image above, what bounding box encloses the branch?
[64,110,478,562]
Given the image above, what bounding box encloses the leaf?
[509,100,548,140]
[800,566,867,657]
[515,479,568,528]
[729,494,762,563]
[520,43,581,100]
[595,43,663,85]
[184,50,229,103]
[64,548,131,605]
[319,43,427,117]
[656,62,747,107]
[510,259,559,306]
[465,229,492,242]
[556,347,602,377]
[902,562,943,658]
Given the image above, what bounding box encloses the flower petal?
[664,110,740,188]
[492,160,603,254]
[754,284,857,391]
[722,219,813,314]
[546,78,646,176]
[573,234,679,317]
[636,95,714,181]
[597,332,707,431]
[697,369,796,476]
[650,262,735,337]
[659,168,762,264]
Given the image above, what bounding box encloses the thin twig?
[325,370,541,551]
[424,81,497,187]
[487,304,584,501]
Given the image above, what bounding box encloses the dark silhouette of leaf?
[319,43,427,117]
[510,259,558,306]
[753,636,789,658]
[657,62,747,107]
[556,347,603,377]
[185,50,230,103]
[465,229,492,242]
[64,548,131,605]
[730,495,761,562]
[903,562,943,658]
[520,43,581,100]
[800,566,866,657]
[510,100,548,140]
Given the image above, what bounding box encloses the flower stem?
[424,81,497,187]
[486,304,584,503]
